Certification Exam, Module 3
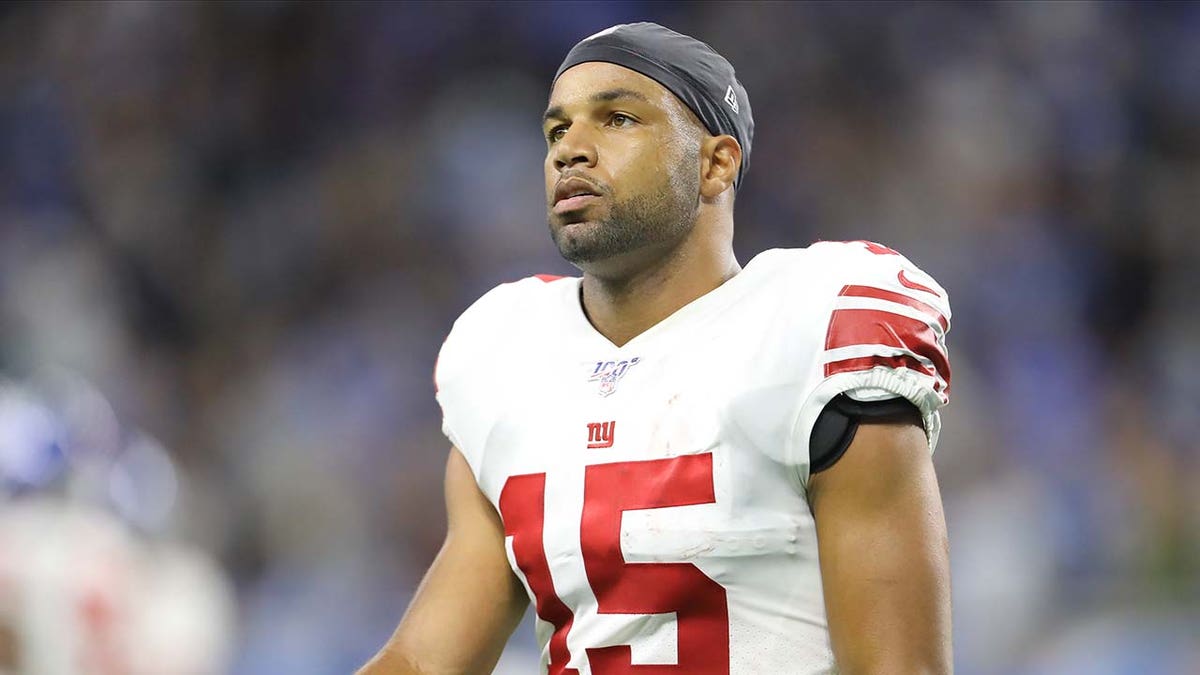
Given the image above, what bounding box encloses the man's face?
[543,62,702,269]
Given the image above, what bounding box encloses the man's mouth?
[553,193,600,214]
[553,176,603,215]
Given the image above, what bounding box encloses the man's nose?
[552,125,598,171]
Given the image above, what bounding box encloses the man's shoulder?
[749,239,912,269]
[455,273,575,330]
[437,274,576,386]
[747,240,948,302]
[738,240,951,357]
[739,241,872,300]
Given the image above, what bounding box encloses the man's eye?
[610,113,634,128]
[547,126,567,143]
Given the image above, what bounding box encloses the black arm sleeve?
[808,394,924,474]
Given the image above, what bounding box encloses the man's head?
[544,23,753,276]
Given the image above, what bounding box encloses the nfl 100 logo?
[587,357,640,397]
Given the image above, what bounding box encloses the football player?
[0,498,235,675]
[361,22,952,674]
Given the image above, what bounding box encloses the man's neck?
[579,235,740,348]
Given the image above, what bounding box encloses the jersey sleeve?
[433,277,553,480]
[433,308,477,468]
[790,241,952,484]
[433,282,520,479]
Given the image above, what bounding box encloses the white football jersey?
[435,240,951,674]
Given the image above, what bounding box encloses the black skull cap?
[554,22,754,188]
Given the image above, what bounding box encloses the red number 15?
[499,453,730,674]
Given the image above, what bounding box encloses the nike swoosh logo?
[898,269,940,296]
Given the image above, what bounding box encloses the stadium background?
[1,1,1197,673]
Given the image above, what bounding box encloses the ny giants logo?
[586,421,616,449]
[587,357,640,397]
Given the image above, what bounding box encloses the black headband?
[554,22,754,188]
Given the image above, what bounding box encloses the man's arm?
[357,447,529,675]
[808,419,952,675]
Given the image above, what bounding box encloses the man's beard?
[550,169,700,266]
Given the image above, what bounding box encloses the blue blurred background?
[0,1,1197,673]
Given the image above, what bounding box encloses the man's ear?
[699,134,741,199]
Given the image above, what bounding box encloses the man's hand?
[357,448,528,675]
[808,419,952,675]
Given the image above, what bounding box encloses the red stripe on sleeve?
[839,285,948,331]
[824,308,951,391]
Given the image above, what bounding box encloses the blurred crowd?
[0,2,1197,673]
